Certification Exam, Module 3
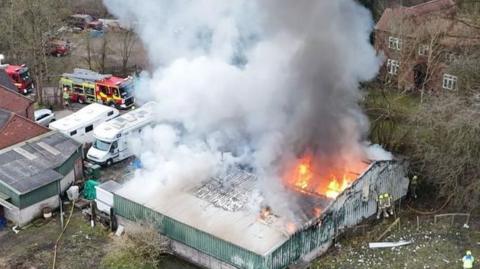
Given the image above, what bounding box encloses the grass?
[0,206,110,269]
[313,211,480,269]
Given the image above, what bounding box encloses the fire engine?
[0,54,35,94]
[59,68,135,109]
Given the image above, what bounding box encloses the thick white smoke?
[104,0,382,214]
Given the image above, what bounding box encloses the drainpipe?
[58,179,64,229]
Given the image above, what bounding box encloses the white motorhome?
[86,102,155,166]
[49,103,119,144]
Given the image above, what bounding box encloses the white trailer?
[86,102,155,166]
[49,103,119,144]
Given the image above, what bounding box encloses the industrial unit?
[104,160,408,269]
[0,132,82,226]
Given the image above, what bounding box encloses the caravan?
[86,102,155,166]
[49,103,119,144]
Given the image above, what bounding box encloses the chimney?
[0,54,7,69]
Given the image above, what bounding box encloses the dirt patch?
[0,207,110,269]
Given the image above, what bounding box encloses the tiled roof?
[376,0,456,32]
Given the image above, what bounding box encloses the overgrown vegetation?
[100,224,170,269]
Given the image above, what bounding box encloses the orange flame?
[286,222,296,234]
[286,154,366,199]
[324,175,350,199]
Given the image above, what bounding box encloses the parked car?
[34,109,56,127]
[46,39,71,57]
[67,14,103,31]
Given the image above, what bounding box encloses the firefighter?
[463,250,474,269]
[63,87,70,108]
[376,194,388,219]
[410,175,418,199]
[384,193,394,216]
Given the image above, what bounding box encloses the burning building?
[98,0,408,267]
[104,159,408,269]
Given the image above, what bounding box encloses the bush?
[100,223,170,269]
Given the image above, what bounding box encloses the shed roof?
[98,180,122,193]
[116,168,332,256]
[0,132,80,194]
[375,0,456,32]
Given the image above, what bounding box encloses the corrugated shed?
[114,194,266,269]
[113,160,408,269]
[19,181,59,209]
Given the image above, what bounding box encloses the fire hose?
[52,200,75,269]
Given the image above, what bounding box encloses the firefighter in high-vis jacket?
[63,87,70,108]
[463,250,474,269]
[377,193,394,219]
[384,193,394,216]
[377,194,387,219]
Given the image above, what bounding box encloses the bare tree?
[84,31,93,70]
[94,33,110,74]
[410,94,480,210]
[0,0,69,104]
[120,29,137,76]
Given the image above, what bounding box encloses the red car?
[46,39,71,57]
[68,14,103,31]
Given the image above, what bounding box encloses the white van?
[86,102,155,166]
[49,103,119,144]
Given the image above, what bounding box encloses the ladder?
[62,68,111,83]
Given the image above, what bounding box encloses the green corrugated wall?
[267,213,334,269]
[113,193,343,269]
[55,147,82,176]
[114,193,339,269]
[114,194,266,269]
[18,146,81,209]
[19,181,59,209]
[0,181,20,207]
[0,145,82,209]
[111,161,406,269]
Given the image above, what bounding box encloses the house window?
[418,45,429,56]
[442,74,457,90]
[445,52,456,64]
[387,59,400,75]
[388,36,401,50]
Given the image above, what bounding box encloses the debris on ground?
[368,240,412,248]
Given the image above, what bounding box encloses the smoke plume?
[104,0,381,213]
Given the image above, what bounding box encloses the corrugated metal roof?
[0,132,80,194]
[113,160,409,269]
[0,191,10,200]
[98,180,122,193]
[115,167,331,256]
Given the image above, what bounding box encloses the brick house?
[0,70,35,120]
[374,0,479,92]
[0,108,49,149]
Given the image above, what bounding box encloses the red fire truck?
[59,69,135,109]
[0,55,35,94]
